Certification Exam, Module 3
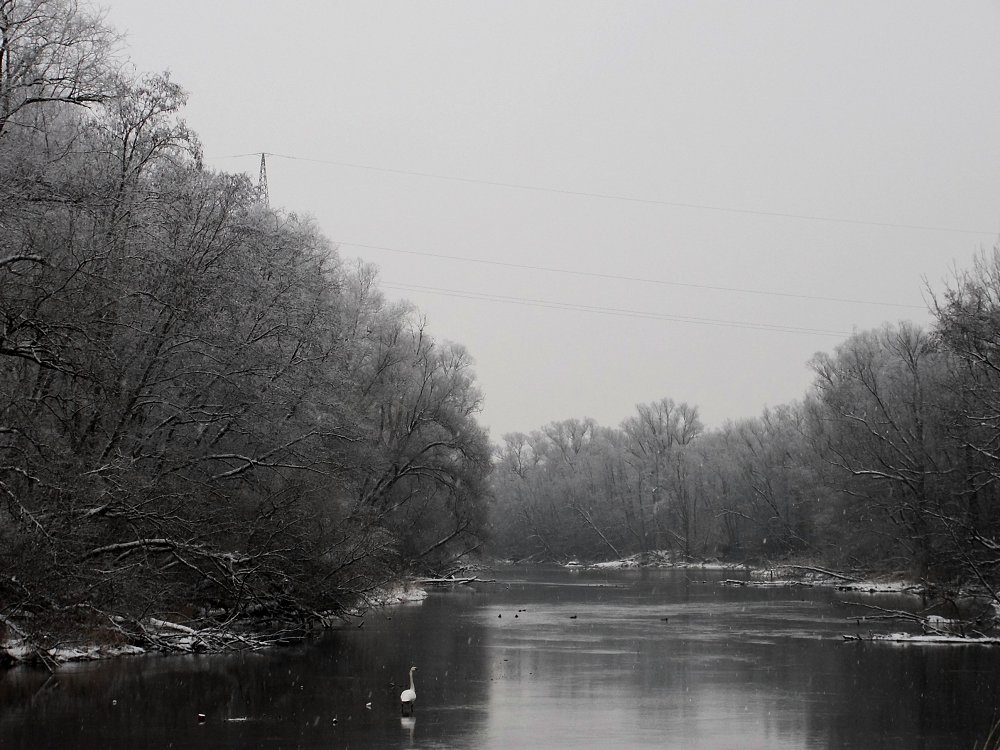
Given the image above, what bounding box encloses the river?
[2,566,998,749]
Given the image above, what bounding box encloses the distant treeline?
[491,276,1000,606]
[0,1,491,638]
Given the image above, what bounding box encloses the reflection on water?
[2,566,998,749]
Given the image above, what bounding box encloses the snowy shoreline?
[570,552,927,594]
[563,552,1000,644]
[843,632,1000,646]
[0,581,429,669]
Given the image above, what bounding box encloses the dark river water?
[2,566,999,749]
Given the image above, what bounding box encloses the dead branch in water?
[841,601,986,638]
[416,576,485,585]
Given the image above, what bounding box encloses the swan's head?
[410,666,417,673]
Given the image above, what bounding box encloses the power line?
[381,281,853,338]
[210,151,997,236]
[345,240,926,310]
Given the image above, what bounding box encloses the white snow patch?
[2,639,35,661]
[590,559,633,569]
[833,580,926,594]
[750,567,926,594]
[583,552,744,570]
[2,638,147,665]
[925,615,958,626]
[350,582,428,613]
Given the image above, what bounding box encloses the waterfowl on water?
[400,666,417,716]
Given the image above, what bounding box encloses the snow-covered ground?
[1,633,161,666]
[747,566,927,594]
[584,551,745,570]
[2,640,147,664]
[360,582,429,607]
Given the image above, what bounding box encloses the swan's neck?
[409,671,415,691]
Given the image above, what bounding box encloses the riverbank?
[567,551,1000,642]
[569,551,928,593]
[565,550,744,572]
[0,581,429,670]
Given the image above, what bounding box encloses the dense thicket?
[0,0,491,640]
[491,291,1000,609]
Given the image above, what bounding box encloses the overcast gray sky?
[106,0,1000,439]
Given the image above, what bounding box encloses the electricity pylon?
[257,152,269,206]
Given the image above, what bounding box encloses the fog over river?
[2,566,998,749]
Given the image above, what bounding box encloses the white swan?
[400,666,417,715]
